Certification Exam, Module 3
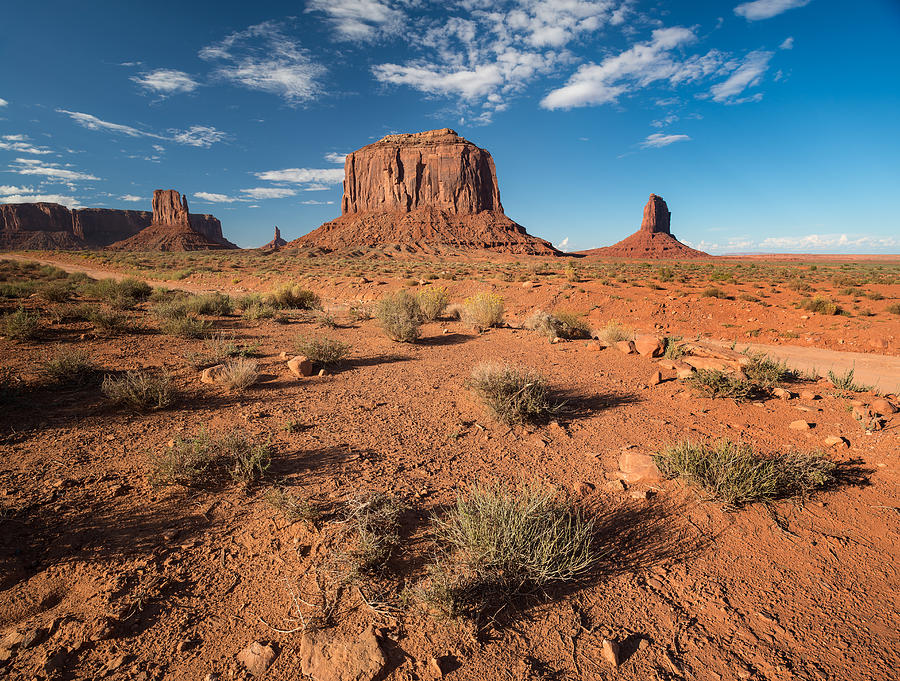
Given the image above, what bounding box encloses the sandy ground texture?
[0,252,898,681]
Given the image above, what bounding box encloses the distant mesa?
[106,190,236,251]
[290,128,560,255]
[260,225,288,251]
[578,194,709,259]
[1,189,234,251]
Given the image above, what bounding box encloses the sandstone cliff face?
[298,129,557,255]
[341,129,503,216]
[73,209,150,246]
[260,226,288,250]
[578,193,708,260]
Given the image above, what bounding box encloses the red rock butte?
[579,194,709,259]
[107,190,236,251]
[290,129,559,255]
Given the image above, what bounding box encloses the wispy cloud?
[709,50,772,103]
[693,232,900,253]
[0,98,7,107]
[57,109,227,147]
[734,0,812,21]
[10,157,99,182]
[557,236,570,251]
[240,187,297,200]
[780,36,794,49]
[306,0,405,41]
[0,134,53,155]
[194,192,240,203]
[324,152,348,164]
[640,132,691,148]
[253,167,345,185]
[200,21,325,105]
[120,195,143,202]
[300,199,335,205]
[131,69,199,96]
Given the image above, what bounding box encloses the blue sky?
[2,0,898,253]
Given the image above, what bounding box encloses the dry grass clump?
[185,332,259,368]
[37,281,72,303]
[799,296,841,315]
[594,320,633,345]
[91,278,152,309]
[525,310,591,340]
[218,358,259,391]
[461,292,504,331]
[743,353,794,389]
[160,314,211,339]
[342,493,403,574]
[468,362,554,425]
[148,428,271,488]
[426,482,597,617]
[263,284,321,310]
[827,368,871,393]
[265,486,321,524]
[295,336,351,367]
[685,369,755,400]
[417,285,450,321]
[662,336,686,359]
[886,302,900,315]
[654,440,835,507]
[702,286,726,298]
[376,290,423,342]
[3,306,42,340]
[101,370,176,412]
[41,347,97,386]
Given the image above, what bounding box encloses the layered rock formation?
[1,190,232,250]
[260,226,288,250]
[579,194,708,259]
[293,129,559,255]
[106,190,236,251]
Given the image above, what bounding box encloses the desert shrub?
[0,367,22,404]
[295,336,351,367]
[316,311,338,329]
[594,320,633,345]
[41,347,97,386]
[160,314,211,339]
[468,362,553,425]
[417,286,450,321]
[220,431,271,487]
[376,290,423,342]
[524,310,590,341]
[738,293,760,303]
[3,307,42,340]
[265,486,320,523]
[243,301,277,320]
[263,284,321,310]
[348,303,374,322]
[186,332,259,368]
[342,493,403,573]
[461,292,504,331]
[149,429,216,486]
[187,292,232,316]
[149,427,271,488]
[662,336,686,360]
[887,302,900,315]
[218,358,259,391]
[101,370,176,412]
[0,281,37,298]
[827,368,871,393]
[91,278,151,309]
[743,353,794,388]
[88,307,129,333]
[37,281,72,303]
[427,482,596,617]
[654,440,835,507]
[685,369,755,400]
[799,296,841,315]
[702,286,725,299]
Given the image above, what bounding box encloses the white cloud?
[709,50,772,102]
[131,69,199,95]
[240,187,297,199]
[120,194,143,202]
[640,132,690,148]
[170,125,228,148]
[693,232,900,254]
[0,134,53,155]
[541,27,726,109]
[0,98,7,107]
[325,152,348,164]
[0,185,33,195]
[557,236,570,250]
[57,109,227,147]
[253,167,345,185]
[734,0,812,21]
[300,199,335,205]
[780,36,794,49]
[200,21,325,105]
[306,0,405,41]
[10,158,100,182]
[194,192,240,203]
[0,192,83,207]
[303,184,333,191]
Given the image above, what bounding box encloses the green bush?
[342,493,403,573]
[525,310,592,340]
[160,315,211,339]
[799,296,841,315]
[3,307,42,340]
[41,347,97,386]
[461,292,504,331]
[376,290,423,342]
[295,336,352,366]
[149,427,271,488]
[91,278,152,309]
[654,440,835,507]
[685,369,755,400]
[263,284,321,310]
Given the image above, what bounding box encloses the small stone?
[824,435,848,448]
[677,367,694,379]
[288,355,313,378]
[601,639,621,667]
[634,334,664,357]
[605,479,626,492]
[574,481,594,496]
[772,387,794,400]
[237,642,277,677]
[630,489,654,500]
[279,351,289,360]
[299,626,386,681]
[618,451,661,483]
[800,390,821,400]
[870,398,897,415]
[852,405,871,421]
[521,281,535,289]
[649,370,662,386]
[318,368,327,377]
[614,340,636,355]
[789,420,812,431]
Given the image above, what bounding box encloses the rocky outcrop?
[294,129,559,255]
[106,190,236,251]
[260,226,288,250]
[1,191,231,250]
[579,194,708,259]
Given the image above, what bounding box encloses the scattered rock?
[824,436,849,448]
[683,356,736,373]
[605,479,626,492]
[677,366,694,379]
[615,340,636,355]
[237,642,277,677]
[521,281,535,289]
[789,420,812,431]
[634,334,664,357]
[800,390,821,400]
[318,368,327,377]
[870,398,897,415]
[649,370,662,386]
[852,405,871,421]
[618,451,661,483]
[299,626,386,681]
[601,638,621,667]
[630,489,654,501]
[574,481,595,496]
[772,387,795,400]
[279,351,289,360]
[288,355,313,378]
[200,364,226,385]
